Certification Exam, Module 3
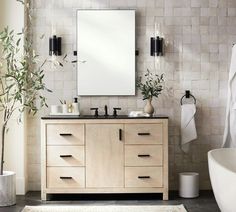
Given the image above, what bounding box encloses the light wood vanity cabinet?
[41,118,168,200]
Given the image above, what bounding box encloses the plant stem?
[0,123,6,175]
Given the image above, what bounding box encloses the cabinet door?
[86,124,124,188]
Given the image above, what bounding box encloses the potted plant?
[0,25,49,207]
[137,69,164,115]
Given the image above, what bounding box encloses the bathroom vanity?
[41,116,168,200]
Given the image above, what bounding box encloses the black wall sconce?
[49,35,62,56]
[150,36,164,56]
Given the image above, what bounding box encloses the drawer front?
[125,145,163,166]
[47,124,84,145]
[47,167,85,188]
[125,124,163,144]
[47,146,85,167]
[125,167,163,188]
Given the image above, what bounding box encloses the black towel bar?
[180,90,196,105]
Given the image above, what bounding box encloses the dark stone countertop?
[41,115,169,120]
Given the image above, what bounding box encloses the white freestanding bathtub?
[208,148,236,212]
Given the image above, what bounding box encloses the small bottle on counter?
[68,103,73,113]
[72,97,80,115]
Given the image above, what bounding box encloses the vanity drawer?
[125,167,163,188]
[47,167,85,188]
[125,124,163,144]
[125,145,163,166]
[47,146,85,167]
[46,124,84,145]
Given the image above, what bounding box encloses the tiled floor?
[0,191,220,212]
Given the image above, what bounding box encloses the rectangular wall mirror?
[77,10,135,96]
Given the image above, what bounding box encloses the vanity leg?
[41,191,47,201]
[163,191,169,200]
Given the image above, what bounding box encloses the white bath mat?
[22,205,187,212]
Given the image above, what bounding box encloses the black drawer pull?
[60,176,72,179]
[119,129,122,141]
[138,154,150,157]
[138,133,150,136]
[60,133,72,136]
[138,176,150,179]
[60,155,72,158]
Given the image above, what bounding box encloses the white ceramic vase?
[62,104,68,114]
[144,98,154,115]
[0,171,16,206]
[50,105,62,114]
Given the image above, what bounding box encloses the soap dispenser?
[72,97,80,115]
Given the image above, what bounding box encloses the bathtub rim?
[208,148,236,175]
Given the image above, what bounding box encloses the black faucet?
[113,108,121,117]
[104,105,108,116]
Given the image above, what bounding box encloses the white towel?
[222,45,236,147]
[181,104,197,153]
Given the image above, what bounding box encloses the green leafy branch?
[0,27,50,119]
[137,69,164,100]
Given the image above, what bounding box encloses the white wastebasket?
[179,172,199,198]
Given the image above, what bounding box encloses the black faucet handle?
[104,105,109,116]
[113,108,121,117]
[90,108,99,117]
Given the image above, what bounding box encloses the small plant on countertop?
[137,69,164,100]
